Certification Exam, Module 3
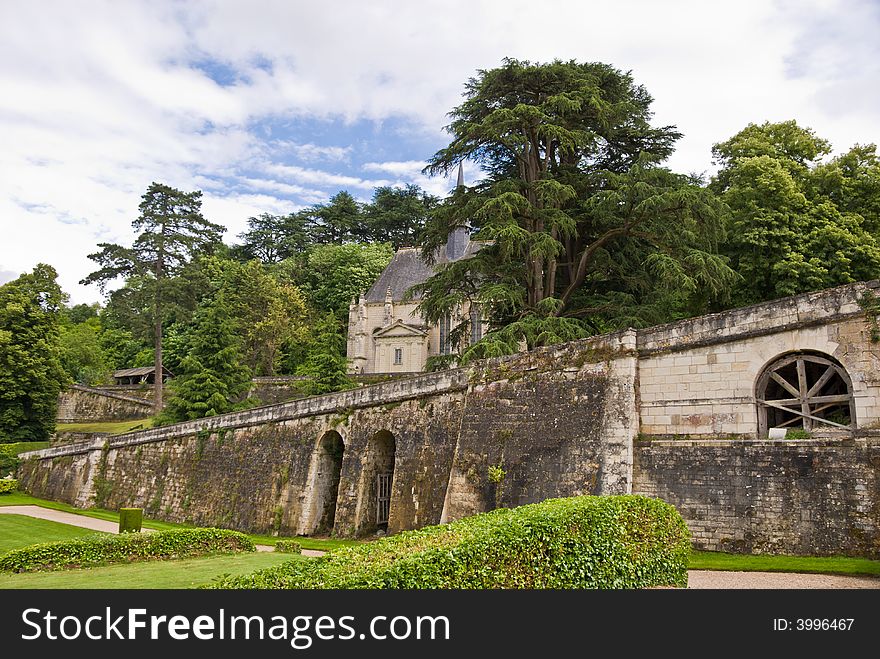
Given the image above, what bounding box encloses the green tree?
[300,191,364,244]
[58,317,110,386]
[0,264,68,442]
[281,243,393,318]
[418,58,734,355]
[159,295,252,423]
[363,184,437,248]
[297,313,354,395]
[221,260,310,376]
[711,121,880,304]
[81,182,224,412]
[236,212,311,263]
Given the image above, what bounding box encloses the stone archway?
[305,430,345,535]
[357,430,396,536]
[756,352,856,436]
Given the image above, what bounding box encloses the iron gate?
[377,473,392,525]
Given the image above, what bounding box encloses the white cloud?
[0,269,19,285]
[278,142,352,163]
[0,0,878,304]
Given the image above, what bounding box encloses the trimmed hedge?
[0,528,255,573]
[213,495,690,589]
[118,508,143,533]
[0,478,17,494]
[274,540,302,554]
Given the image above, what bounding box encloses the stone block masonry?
[19,280,880,556]
[633,437,880,558]
[56,384,153,423]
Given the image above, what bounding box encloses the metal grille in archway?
[756,353,855,436]
[376,473,392,526]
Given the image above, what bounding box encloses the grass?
[689,551,880,577]
[55,419,154,435]
[0,515,107,554]
[0,491,362,551]
[0,552,301,589]
[0,492,188,531]
[1,441,51,455]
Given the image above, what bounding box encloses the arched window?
[756,352,855,436]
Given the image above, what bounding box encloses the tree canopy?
[0,264,68,442]
[416,58,736,356]
[82,182,225,410]
[711,121,880,304]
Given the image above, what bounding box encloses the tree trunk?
[153,314,163,414]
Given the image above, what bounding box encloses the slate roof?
[364,248,434,303]
[363,229,485,303]
[113,366,173,378]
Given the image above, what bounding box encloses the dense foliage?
[158,296,253,423]
[0,265,68,442]
[274,540,302,554]
[0,528,254,573]
[213,495,690,589]
[712,120,880,305]
[416,58,736,357]
[0,478,17,494]
[82,183,225,411]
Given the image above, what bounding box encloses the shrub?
[0,528,255,573]
[118,508,143,533]
[0,478,17,494]
[0,448,19,478]
[274,540,302,554]
[213,495,690,589]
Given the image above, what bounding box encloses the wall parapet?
[66,384,154,407]
[28,368,471,461]
[637,280,879,357]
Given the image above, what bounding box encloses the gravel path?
[0,505,124,534]
[688,570,880,589]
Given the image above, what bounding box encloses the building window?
[439,314,452,355]
[394,348,403,365]
[470,308,482,344]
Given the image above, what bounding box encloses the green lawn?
[0,491,362,551]
[689,551,880,577]
[55,419,154,435]
[0,515,107,554]
[0,552,300,589]
[2,441,51,455]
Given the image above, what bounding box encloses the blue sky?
[1,0,879,303]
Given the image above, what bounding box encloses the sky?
[1,0,879,304]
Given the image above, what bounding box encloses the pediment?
[373,321,428,338]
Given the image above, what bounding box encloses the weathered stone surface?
[633,437,880,558]
[57,385,153,423]
[19,280,880,556]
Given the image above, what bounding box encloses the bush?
[0,448,19,478]
[0,528,255,573]
[213,495,690,589]
[0,478,17,494]
[274,540,302,554]
[118,508,143,533]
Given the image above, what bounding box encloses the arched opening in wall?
[756,352,856,437]
[359,430,396,536]
[312,431,345,535]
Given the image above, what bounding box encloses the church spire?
[456,162,464,188]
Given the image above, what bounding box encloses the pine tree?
[159,296,252,423]
[298,313,354,395]
[81,182,225,413]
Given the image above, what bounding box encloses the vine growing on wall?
[858,290,880,342]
